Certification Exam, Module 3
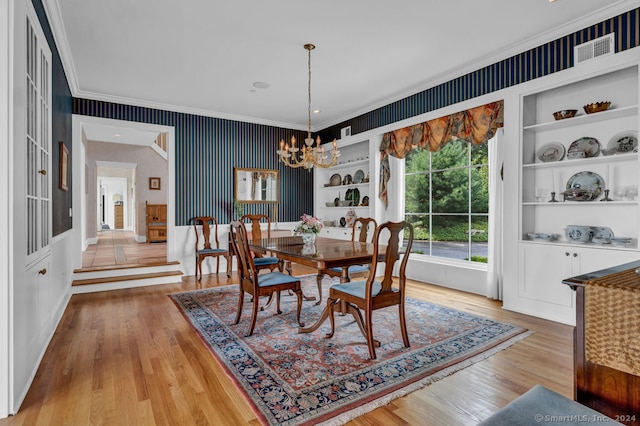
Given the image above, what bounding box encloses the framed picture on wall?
[59,141,69,192]
[149,177,161,190]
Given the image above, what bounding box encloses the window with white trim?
[404,138,489,263]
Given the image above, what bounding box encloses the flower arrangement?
[294,213,323,234]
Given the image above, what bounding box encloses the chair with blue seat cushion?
[192,216,230,280]
[230,221,304,336]
[239,214,282,273]
[326,220,413,359]
[315,217,377,305]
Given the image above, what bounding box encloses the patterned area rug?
[170,276,531,426]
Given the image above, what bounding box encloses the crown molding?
[41,0,79,94]
[315,0,640,130]
[74,89,309,131]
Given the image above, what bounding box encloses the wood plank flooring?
[81,231,166,269]
[0,266,575,425]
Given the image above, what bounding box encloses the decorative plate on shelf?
[607,131,638,154]
[343,174,353,185]
[329,173,342,186]
[591,226,613,240]
[536,142,565,162]
[567,137,600,158]
[565,171,604,198]
[353,169,365,184]
[345,188,360,206]
[339,217,347,227]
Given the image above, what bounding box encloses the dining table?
[249,235,387,333]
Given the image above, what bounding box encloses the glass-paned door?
[25,16,51,262]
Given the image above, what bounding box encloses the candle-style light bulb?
[291,135,296,146]
[316,136,321,147]
[280,140,284,149]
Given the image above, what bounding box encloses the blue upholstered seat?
[258,271,300,287]
[254,257,280,267]
[479,385,616,425]
[197,248,227,255]
[328,265,369,275]
[331,280,382,299]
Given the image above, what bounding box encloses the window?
[404,138,489,263]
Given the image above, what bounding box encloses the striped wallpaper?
[74,7,640,226]
[320,7,640,141]
[73,98,314,225]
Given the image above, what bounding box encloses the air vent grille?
[574,33,615,65]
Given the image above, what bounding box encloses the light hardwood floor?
[81,231,167,269]
[0,266,574,425]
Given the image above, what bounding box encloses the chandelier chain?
[276,43,340,170]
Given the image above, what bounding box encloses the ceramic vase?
[301,233,316,245]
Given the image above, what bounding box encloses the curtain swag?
[378,100,504,208]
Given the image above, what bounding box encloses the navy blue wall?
[319,7,640,141]
[31,0,73,236]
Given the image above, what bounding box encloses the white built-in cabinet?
[314,138,373,240]
[9,0,53,414]
[511,64,640,325]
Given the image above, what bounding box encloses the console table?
[563,260,640,425]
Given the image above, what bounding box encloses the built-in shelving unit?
[314,138,372,240]
[512,64,640,325]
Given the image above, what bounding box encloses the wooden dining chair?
[229,221,304,336]
[192,216,231,280]
[325,220,414,359]
[315,217,377,304]
[240,214,282,273]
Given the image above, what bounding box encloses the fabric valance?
[378,100,504,208]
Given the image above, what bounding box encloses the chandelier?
[277,43,340,170]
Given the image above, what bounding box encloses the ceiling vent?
[574,33,615,66]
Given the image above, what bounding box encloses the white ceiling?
[83,123,159,146]
[45,0,637,132]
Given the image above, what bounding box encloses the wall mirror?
[234,168,280,203]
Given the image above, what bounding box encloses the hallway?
[81,230,167,269]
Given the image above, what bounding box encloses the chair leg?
[234,289,244,325]
[315,273,324,306]
[325,297,339,338]
[275,291,282,314]
[247,293,260,336]
[365,308,376,360]
[196,257,202,281]
[226,254,232,278]
[260,293,275,311]
[216,256,220,274]
[294,287,304,327]
[399,300,410,348]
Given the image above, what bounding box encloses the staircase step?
[74,260,180,274]
[71,270,183,294]
[72,270,183,286]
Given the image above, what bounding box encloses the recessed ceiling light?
[114,133,121,137]
[313,109,321,114]
[252,81,270,89]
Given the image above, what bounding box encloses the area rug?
[170,276,532,426]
